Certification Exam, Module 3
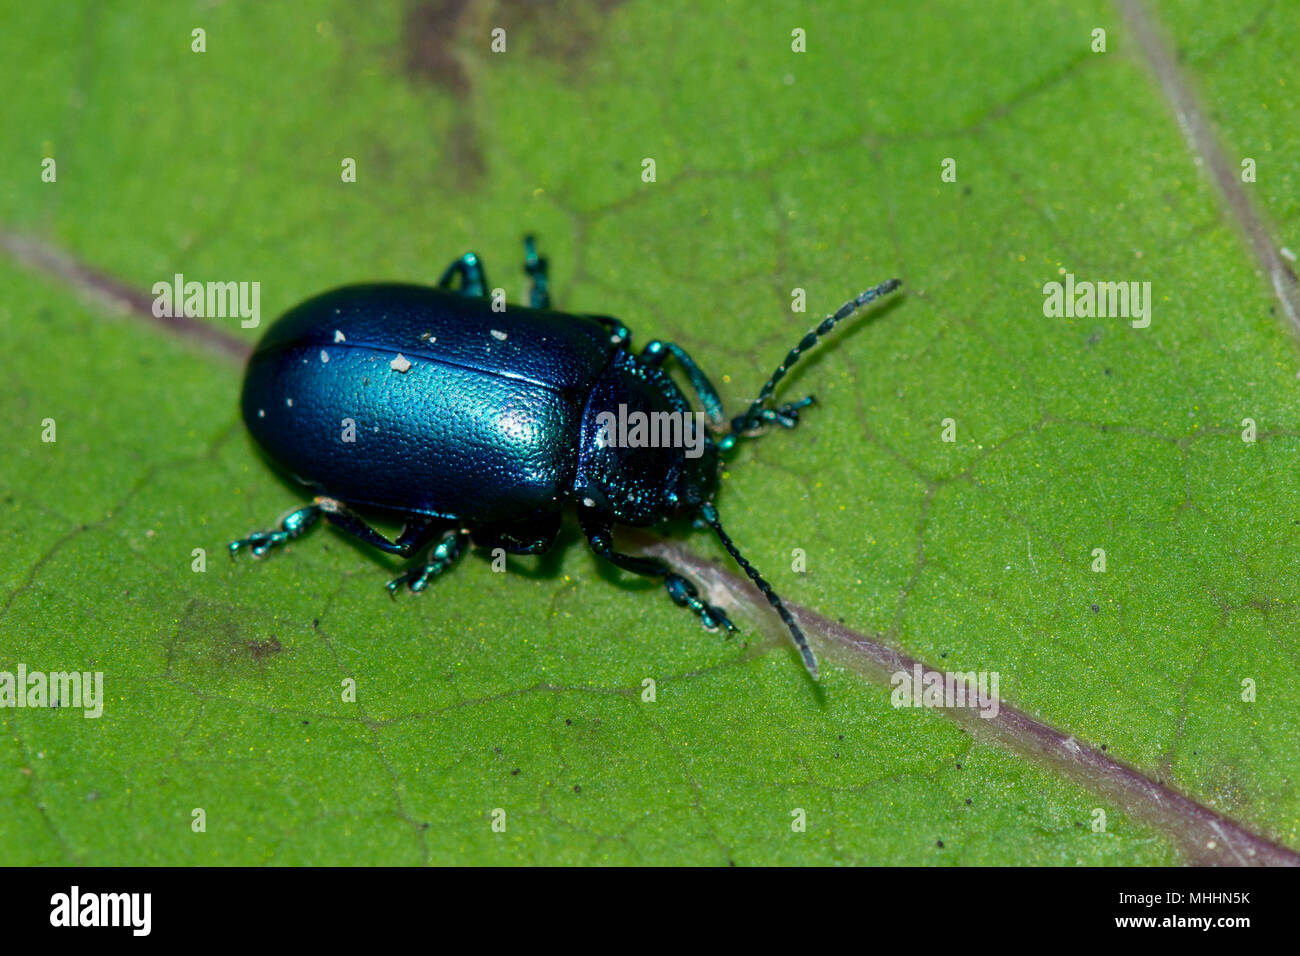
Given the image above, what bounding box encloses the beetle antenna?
[698,502,820,679]
[731,277,902,436]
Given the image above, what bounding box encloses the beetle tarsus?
[386,529,469,595]
[228,503,322,559]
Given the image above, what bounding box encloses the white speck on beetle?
[258,409,265,418]
[286,398,293,407]
[391,354,413,373]
[582,497,595,507]
[320,350,329,363]
[491,329,507,341]
[334,329,346,342]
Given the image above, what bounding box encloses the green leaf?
[1,0,1296,864]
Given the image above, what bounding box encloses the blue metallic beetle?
[231,237,901,678]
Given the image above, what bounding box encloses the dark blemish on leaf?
[511,768,520,775]
[443,114,486,187]
[956,763,962,769]
[1091,603,1100,612]
[565,719,572,725]
[168,599,287,675]
[246,636,283,660]
[573,784,581,792]
[936,840,944,848]
[963,185,972,196]
[405,0,472,93]
[403,1,626,188]
[493,746,503,754]
[965,798,972,805]
[498,0,628,80]
[1104,368,1112,375]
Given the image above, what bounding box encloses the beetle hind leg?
[580,509,736,635]
[387,528,469,595]
[229,503,321,558]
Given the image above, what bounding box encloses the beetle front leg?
[579,509,736,634]
[523,235,550,310]
[229,503,321,558]
[437,252,489,298]
[640,340,726,427]
[387,528,469,596]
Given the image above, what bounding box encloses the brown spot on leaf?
[405,0,473,93]
[401,0,626,188]
[167,599,289,677]
[498,0,627,76]
[245,636,284,661]
[444,114,486,186]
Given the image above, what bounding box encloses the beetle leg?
[228,503,321,558]
[730,396,816,433]
[387,529,469,596]
[523,235,550,310]
[311,497,442,557]
[579,509,736,635]
[471,510,562,555]
[437,252,489,299]
[640,341,727,427]
[587,315,631,348]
